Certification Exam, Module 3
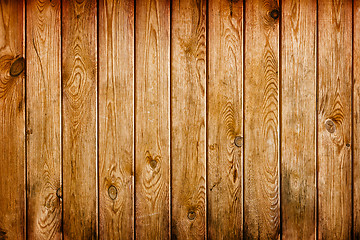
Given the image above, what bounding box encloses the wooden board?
[355,1,360,238]
[207,0,243,238]
[62,0,97,239]
[135,0,170,238]
[98,0,134,239]
[26,0,62,239]
[281,0,316,239]
[243,0,280,238]
[317,0,352,239]
[0,0,25,239]
[171,0,206,238]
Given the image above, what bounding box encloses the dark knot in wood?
[56,187,62,199]
[108,185,118,200]
[187,211,196,220]
[269,9,280,20]
[150,159,157,169]
[10,57,25,77]
[325,119,336,133]
[234,136,243,147]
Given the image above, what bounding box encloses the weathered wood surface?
[26,0,62,239]
[355,1,360,238]
[62,0,98,239]
[98,0,134,239]
[281,0,316,239]
[208,0,243,239]
[135,0,170,239]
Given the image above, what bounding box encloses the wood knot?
[187,211,196,220]
[325,119,336,133]
[346,143,351,148]
[234,136,243,147]
[108,185,117,200]
[269,9,280,19]
[149,159,157,169]
[10,57,25,77]
[56,187,62,199]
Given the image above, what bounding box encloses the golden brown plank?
[62,0,97,239]
[26,0,62,238]
[281,0,316,239]
[171,0,206,238]
[208,0,243,238]
[244,0,280,238]
[355,0,360,238]
[135,0,170,238]
[0,0,25,239]
[317,0,352,239]
[99,0,134,239]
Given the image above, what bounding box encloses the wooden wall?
[0,0,358,239]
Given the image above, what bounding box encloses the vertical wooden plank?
[317,0,352,239]
[62,0,97,239]
[99,0,134,239]
[26,0,62,238]
[0,0,25,239]
[281,0,316,239]
[135,0,170,238]
[244,0,280,238]
[355,0,360,238]
[207,0,243,239]
[171,0,206,239]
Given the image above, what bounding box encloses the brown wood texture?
[98,0,134,239]
[62,0,98,239]
[281,0,316,239]
[207,0,243,239]
[244,0,280,239]
[355,1,360,238]
[26,0,62,239]
[171,0,206,239]
[317,0,352,239]
[135,0,170,239]
[0,0,25,239]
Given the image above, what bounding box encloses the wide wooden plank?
[99,0,134,239]
[26,0,62,239]
[62,0,97,239]
[244,0,280,238]
[281,0,316,239]
[171,0,206,238]
[207,0,243,238]
[317,0,352,239]
[135,0,170,238]
[355,1,360,238]
[0,0,25,239]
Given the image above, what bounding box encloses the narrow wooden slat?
[244,0,280,238]
[207,0,243,238]
[62,0,97,238]
[281,0,316,239]
[355,0,360,238]
[0,0,25,239]
[135,0,170,238]
[317,0,352,239]
[171,0,206,238]
[26,0,62,238]
[99,0,134,239]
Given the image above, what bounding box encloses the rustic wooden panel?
[26,0,62,239]
[281,0,316,239]
[207,0,243,239]
[99,0,134,239]
[317,0,352,239]
[171,0,206,239]
[62,0,97,239]
[355,1,360,238]
[135,0,170,238]
[244,0,280,239]
[0,0,25,239]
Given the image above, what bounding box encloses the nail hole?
[346,143,351,148]
[10,57,25,77]
[108,185,118,200]
[187,211,196,220]
[234,136,243,147]
[325,119,336,133]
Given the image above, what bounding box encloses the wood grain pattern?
[244,0,280,239]
[355,1,360,238]
[317,0,352,239]
[208,0,243,238]
[171,0,206,239]
[281,0,316,239]
[26,0,62,239]
[62,0,97,239]
[99,0,134,239]
[0,0,25,239]
[135,0,170,238]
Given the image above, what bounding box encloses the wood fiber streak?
[62,0,97,239]
[244,0,280,239]
[0,0,25,239]
[317,0,352,239]
[135,0,170,238]
[99,0,134,239]
[281,0,316,239]
[171,0,206,239]
[355,1,360,238]
[208,0,243,239]
[26,0,62,239]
